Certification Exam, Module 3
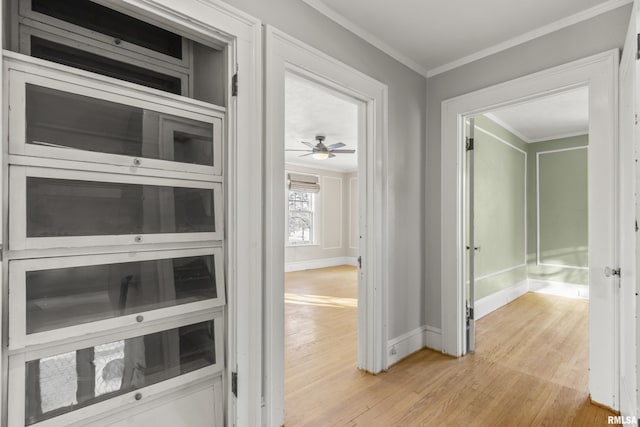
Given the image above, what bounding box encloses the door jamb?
[440,49,620,409]
[264,26,389,426]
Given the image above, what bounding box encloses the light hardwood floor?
[284,265,618,426]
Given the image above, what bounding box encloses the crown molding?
[301,0,429,77]
[427,0,632,77]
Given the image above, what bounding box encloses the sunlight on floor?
[284,293,357,308]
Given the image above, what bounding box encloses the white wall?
[425,4,631,329]
[285,164,358,270]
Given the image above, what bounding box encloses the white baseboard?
[387,325,442,367]
[475,279,529,320]
[424,325,442,351]
[284,256,358,272]
[528,279,589,299]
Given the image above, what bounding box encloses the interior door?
[466,117,476,354]
[619,0,639,418]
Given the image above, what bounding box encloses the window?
[288,190,316,245]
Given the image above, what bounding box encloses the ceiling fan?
[286,135,355,160]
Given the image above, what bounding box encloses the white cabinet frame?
[9,166,224,250]
[9,247,226,350]
[8,310,224,427]
[7,57,224,177]
[14,0,192,70]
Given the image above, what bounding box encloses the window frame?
[286,187,319,247]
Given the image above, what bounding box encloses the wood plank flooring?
[284,266,618,426]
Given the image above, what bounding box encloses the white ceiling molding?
[526,130,589,143]
[301,0,429,76]
[285,160,358,174]
[426,0,632,77]
[483,112,531,143]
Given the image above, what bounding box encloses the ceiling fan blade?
[285,149,312,151]
[301,141,316,149]
[328,142,345,150]
[299,152,314,157]
[330,149,356,154]
[328,153,336,158]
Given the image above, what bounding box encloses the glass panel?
[31,0,183,59]
[30,37,183,95]
[26,178,216,237]
[26,84,214,166]
[25,321,216,425]
[25,255,217,334]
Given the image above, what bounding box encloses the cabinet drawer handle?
[136,315,144,323]
[114,38,122,45]
[133,158,141,166]
[135,393,142,401]
[134,236,143,243]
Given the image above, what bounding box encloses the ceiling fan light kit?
[286,134,356,160]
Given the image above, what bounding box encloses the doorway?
[463,88,591,395]
[283,71,361,422]
[264,26,389,426]
[441,50,619,409]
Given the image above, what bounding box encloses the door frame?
[441,50,620,409]
[264,26,389,426]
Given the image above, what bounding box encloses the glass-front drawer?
[9,166,223,250]
[8,315,223,426]
[7,62,223,176]
[9,248,225,349]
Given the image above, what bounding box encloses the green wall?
[470,116,528,300]
[527,135,589,285]
[469,117,589,301]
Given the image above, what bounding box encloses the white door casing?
[441,50,619,409]
[619,0,639,419]
[264,26,388,427]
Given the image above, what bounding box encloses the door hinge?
[465,136,474,151]
[635,113,638,125]
[357,256,362,269]
[232,72,238,97]
[636,219,639,232]
[637,33,640,59]
[231,371,237,397]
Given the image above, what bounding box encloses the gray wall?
[223,0,427,338]
[425,5,631,328]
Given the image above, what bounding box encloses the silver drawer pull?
[133,158,141,166]
[136,315,144,323]
[135,393,142,401]
[134,236,142,243]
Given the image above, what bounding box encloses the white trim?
[264,26,388,427]
[535,145,589,267]
[427,0,632,77]
[538,262,590,271]
[284,159,357,173]
[483,112,531,143]
[424,325,442,351]
[527,130,590,143]
[474,124,528,155]
[441,50,619,409]
[475,280,529,320]
[474,263,526,282]
[300,0,428,77]
[284,256,357,272]
[529,279,590,299]
[386,325,443,366]
[387,326,424,366]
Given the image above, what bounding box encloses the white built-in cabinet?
[4,0,228,425]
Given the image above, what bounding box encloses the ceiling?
[302,0,627,76]
[485,87,589,143]
[285,72,359,172]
